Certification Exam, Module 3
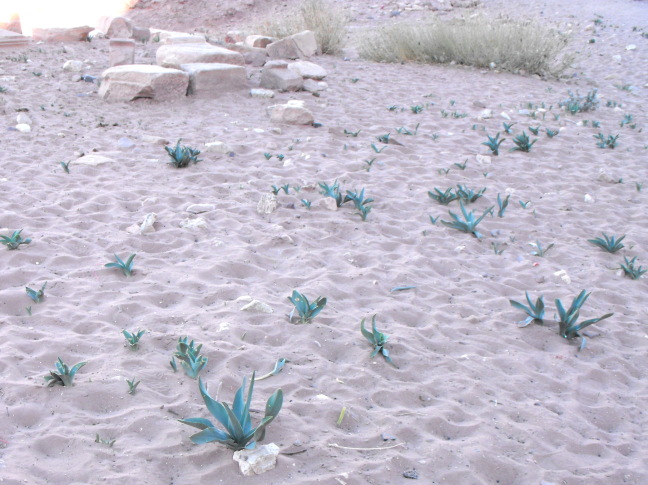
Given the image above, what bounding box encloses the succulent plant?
[105,253,136,276]
[428,187,457,205]
[441,201,493,239]
[454,160,468,170]
[496,193,510,217]
[288,290,327,324]
[588,233,625,253]
[360,315,396,367]
[410,104,423,114]
[26,282,47,303]
[620,256,646,280]
[165,139,201,168]
[179,373,283,451]
[593,133,619,149]
[555,290,613,350]
[376,133,390,144]
[173,337,208,379]
[559,89,598,114]
[344,129,360,137]
[1,229,31,250]
[95,434,116,447]
[345,188,373,221]
[510,131,537,152]
[123,329,146,349]
[60,161,71,173]
[44,357,86,387]
[126,378,141,395]
[395,123,419,135]
[545,128,559,138]
[529,126,541,136]
[319,180,345,207]
[502,122,515,134]
[509,292,545,327]
[529,240,554,257]
[371,143,387,153]
[456,184,486,204]
[256,358,287,381]
[482,132,505,156]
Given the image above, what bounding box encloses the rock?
[98,65,189,102]
[16,113,31,125]
[186,203,215,214]
[118,137,134,148]
[96,16,133,39]
[597,169,618,184]
[233,443,280,476]
[150,29,205,43]
[584,194,595,203]
[63,60,84,72]
[240,300,273,313]
[224,43,267,66]
[225,31,245,44]
[245,35,275,48]
[302,79,327,94]
[15,123,30,133]
[290,31,318,57]
[73,154,114,166]
[88,30,106,40]
[267,100,314,125]
[164,35,208,45]
[287,61,327,80]
[500,112,511,120]
[475,154,491,166]
[32,26,92,42]
[127,212,158,234]
[180,63,247,96]
[266,31,318,59]
[260,65,303,92]
[250,88,274,98]
[141,135,169,145]
[204,141,230,153]
[156,44,244,69]
[180,217,208,230]
[109,38,136,67]
[319,197,338,211]
[0,28,29,48]
[403,469,419,479]
[626,44,637,51]
[132,26,150,43]
[477,109,492,120]
[553,269,571,285]
[257,194,277,214]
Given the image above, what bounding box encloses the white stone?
[156,44,244,69]
[302,79,327,93]
[109,39,135,67]
[15,123,31,133]
[500,112,511,120]
[626,44,636,51]
[180,217,208,230]
[319,197,338,211]
[141,135,169,145]
[287,61,327,80]
[233,443,280,476]
[267,101,313,125]
[584,194,595,203]
[16,113,32,125]
[475,154,491,166]
[290,31,318,57]
[63,60,84,72]
[250,88,274,98]
[73,154,114,166]
[553,269,571,285]
[477,109,492,120]
[240,300,273,313]
[186,203,215,214]
[98,65,189,102]
[204,141,230,153]
[139,213,158,233]
[257,194,277,214]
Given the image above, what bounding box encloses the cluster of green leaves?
[410,104,424,114]
[593,133,619,149]
[456,185,486,204]
[428,187,458,205]
[1,229,31,249]
[545,128,559,138]
[344,129,361,137]
[510,131,537,152]
[360,315,396,366]
[395,123,419,135]
[509,292,545,327]
[620,114,636,129]
[559,89,599,114]
[319,180,344,207]
[171,337,208,379]
[345,188,373,221]
[441,201,493,239]
[529,240,554,257]
[26,282,47,303]
[105,253,136,276]
[588,233,625,253]
[620,256,646,280]
[126,378,141,395]
[482,132,505,155]
[271,184,290,195]
[496,193,510,217]
[556,290,613,350]
[123,329,146,349]
[44,357,86,387]
[288,290,326,324]
[165,140,201,168]
[180,373,283,451]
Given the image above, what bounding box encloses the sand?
[0,0,647,483]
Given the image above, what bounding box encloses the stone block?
[109,38,135,67]
[32,26,92,42]
[96,16,133,39]
[260,66,302,92]
[180,63,247,96]
[99,65,189,102]
[156,44,244,69]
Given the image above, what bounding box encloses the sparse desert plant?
[105,253,136,276]
[456,184,486,204]
[123,329,146,349]
[0,86,7,93]
[344,188,373,221]
[510,131,537,152]
[44,357,86,387]
[26,282,47,303]
[441,201,493,239]
[555,290,613,350]
[497,193,510,217]
[179,373,283,451]
[509,291,545,327]
[263,152,272,160]
[545,128,559,138]
[344,129,360,137]
[173,337,208,379]
[301,199,311,209]
[357,15,573,76]
[428,187,458,205]
[620,256,646,280]
[258,0,348,54]
[360,315,396,366]
[529,126,541,136]
[559,89,599,113]
[371,143,387,153]
[454,160,468,170]
[588,233,625,253]
[376,133,390,144]
[126,378,141,395]
[1,229,31,250]
[410,104,424,114]
[257,358,287,381]
[60,161,71,173]
[165,139,201,168]
[95,434,116,447]
[396,123,420,135]
[593,133,619,149]
[503,122,515,134]
[429,215,439,225]
[482,132,505,155]
[364,158,376,171]
[318,180,345,207]
[529,240,554,257]
[288,290,327,323]
[620,114,635,128]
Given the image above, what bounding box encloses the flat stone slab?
[180,63,247,96]
[156,44,244,69]
[99,64,189,102]
[0,29,29,48]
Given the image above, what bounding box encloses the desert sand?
[0,0,647,484]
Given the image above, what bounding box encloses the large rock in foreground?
[99,65,189,102]
[156,44,244,69]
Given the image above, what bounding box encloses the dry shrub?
[260,0,348,55]
[357,16,574,77]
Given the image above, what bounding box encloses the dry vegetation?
[357,15,575,76]
[258,0,348,54]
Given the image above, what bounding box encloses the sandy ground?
[0,0,647,484]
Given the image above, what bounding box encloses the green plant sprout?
[360,315,396,367]
[44,357,86,387]
[519,200,531,208]
[555,290,613,350]
[165,139,201,168]
[26,282,47,303]
[620,256,646,280]
[1,229,31,249]
[456,185,486,204]
[105,253,136,276]
[593,133,619,149]
[429,215,439,225]
[454,160,468,170]
[345,188,373,221]
[559,89,598,113]
[502,122,515,133]
[441,201,493,240]
[344,129,360,137]
[529,126,541,136]
[288,290,327,323]
[318,180,344,207]
[256,358,287,381]
[510,131,537,152]
[173,337,208,379]
[588,233,625,253]
[509,292,545,327]
[376,133,390,144]
[364,158,376,171]
[482,132,505,156]
[491,242,504,255]
[336,407,347,427]
[179,373,283,451]
[529,240,554,257]
[300,199,311,209]
[95,434,116,447]
[410,104,423,114]
[123,329,146,349]
[545,128,559,138]
[428,188,457,205]
[395,123,419,135]
[371,143,387,153]
[497,193,510,217]
[126,378,141,395]
[60,161,71,173]
[263,152,272,160]
[620,114,635,128]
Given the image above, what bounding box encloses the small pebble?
[403,469,419,479]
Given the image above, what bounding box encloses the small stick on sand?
[328,442,404,451]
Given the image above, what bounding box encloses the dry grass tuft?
[357,16,574,77]
[259,0,348,55]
